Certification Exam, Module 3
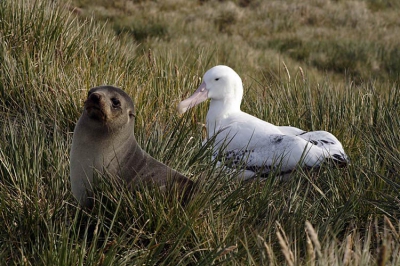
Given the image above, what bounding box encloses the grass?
[0,0,399,265]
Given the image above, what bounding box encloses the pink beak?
[177,81,209,114]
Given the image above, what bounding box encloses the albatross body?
[178,65,349,179]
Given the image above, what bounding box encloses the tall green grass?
[0,0,399,265]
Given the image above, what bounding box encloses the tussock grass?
[0,0,399,265]
[72,0,400,83]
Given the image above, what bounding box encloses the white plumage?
[178,65,349,179]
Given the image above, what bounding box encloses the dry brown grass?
[70,0,400,84]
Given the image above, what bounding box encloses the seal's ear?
[128,111,135,119]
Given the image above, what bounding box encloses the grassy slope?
[0,0,399,265]
[73,0,400,83]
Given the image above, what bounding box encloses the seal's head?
[82,86,135,133]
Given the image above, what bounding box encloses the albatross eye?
[215,78,220,81]
[111,98,121,108]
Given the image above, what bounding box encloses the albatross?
[178,65,349,179]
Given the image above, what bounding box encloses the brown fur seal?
[70,85,193,208]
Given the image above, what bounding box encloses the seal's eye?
[215,78,220,81]
[111,98,121,108]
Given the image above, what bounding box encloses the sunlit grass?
[0,0,399,265]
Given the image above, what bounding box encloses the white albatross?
[178,65,349,179]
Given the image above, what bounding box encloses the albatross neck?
[206,98,241,131]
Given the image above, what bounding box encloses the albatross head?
[178,65,243,114]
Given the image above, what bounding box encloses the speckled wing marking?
[297,131,350,166]
[215,148,295,178]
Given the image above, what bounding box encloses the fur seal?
[70,85,193,208]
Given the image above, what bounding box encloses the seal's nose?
[88,92,101,103]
